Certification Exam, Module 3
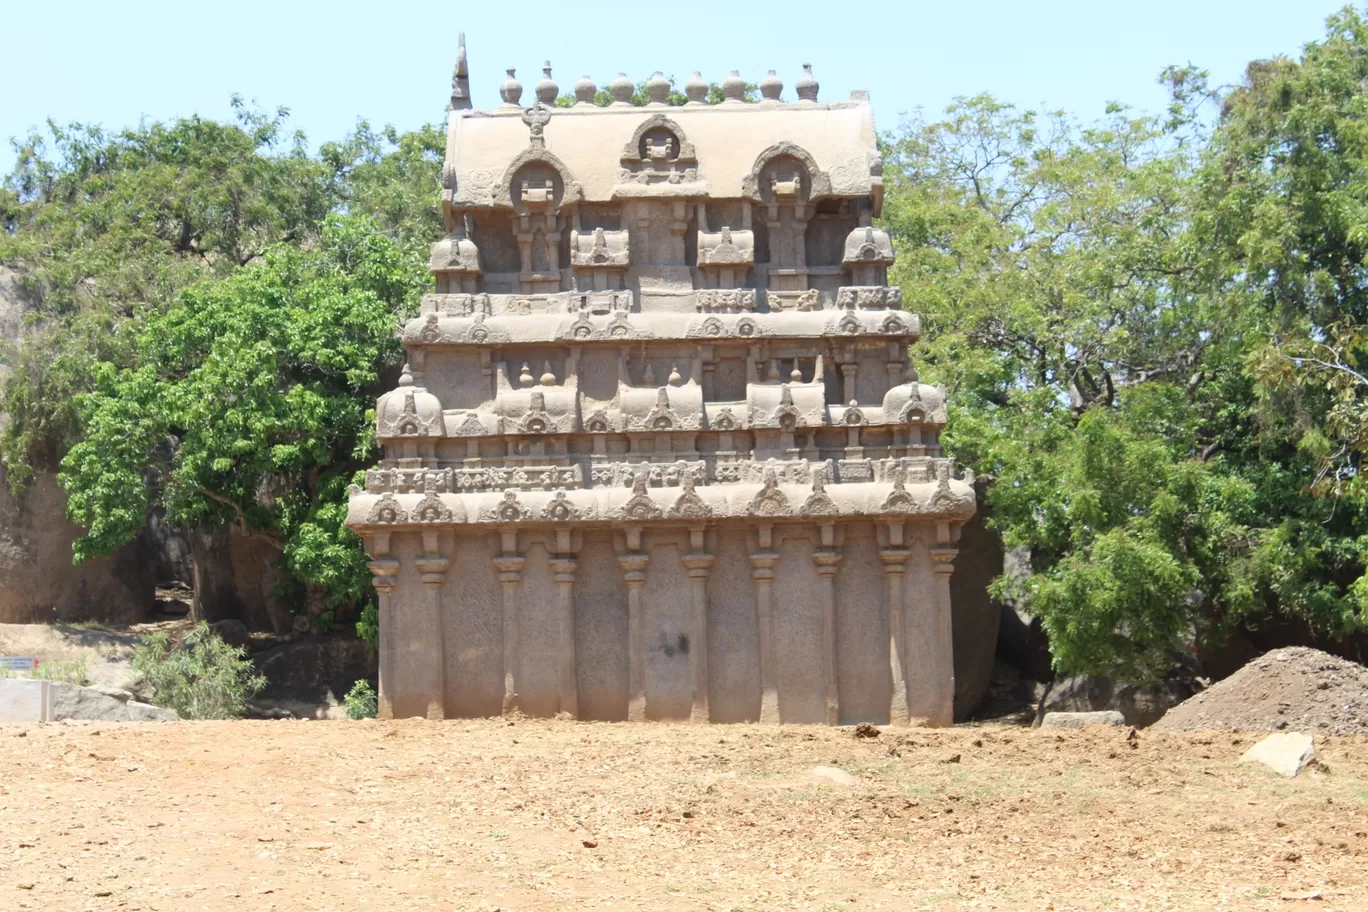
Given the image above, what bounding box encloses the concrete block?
[0,678,53,723]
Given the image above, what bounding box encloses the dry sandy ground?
[1,719,1366,912]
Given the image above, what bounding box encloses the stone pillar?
[551,556,579,718]
[681,525,713,723]
[367,554,401,720]
[928,542,959,728]
[492,530,525,716]
[414,530,449,720]
[880,538,910,726]
[812,523,842,726]
[749,524,781,723]
[618,526,649,721]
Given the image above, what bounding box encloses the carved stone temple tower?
[346,39,976,725]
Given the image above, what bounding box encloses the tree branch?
[199,488,285,549]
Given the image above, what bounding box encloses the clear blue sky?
[0,0,1351,172]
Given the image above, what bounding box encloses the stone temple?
[345,38,976,725]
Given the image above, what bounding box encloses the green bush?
[132,622,266,719]
[343,679,378,720]
[30,657,89,686]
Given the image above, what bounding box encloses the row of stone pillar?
[369,522,957,725]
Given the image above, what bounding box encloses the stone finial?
[766,358,781,382]
[796,63,819,102]
[519,362,534,388]
[760,70,783,101]
[450,32,472,110]
[574,74,597,105]
[609,73,634,106]
[645,72,670,105]
[722,70,746,103]
[500,68,523,106]
[535,62,558,105]
[540,362,556,386]
[667,363,683,386]
[398,363,415,387]
[790,365,802,382]
[685,72,708,104]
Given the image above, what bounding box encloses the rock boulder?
[50,681,179,722]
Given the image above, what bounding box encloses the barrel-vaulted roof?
[442,99,880,207]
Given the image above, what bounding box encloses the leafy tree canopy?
[0,103,442,493]
[59,215,425,614]
[884,24,1368,680]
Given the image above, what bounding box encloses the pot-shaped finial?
[685,71,708,104]
[722,70,746,103]
[645,71,670,105]
[500,68,523,106]
[535,62,558,105]
[760,69,783,101]
[796,63,819,102]
[609,73,634,106]
[574,74,597,105]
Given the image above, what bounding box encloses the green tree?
[320,121,446,256]
[0,100,335,493]
[882,73,1368,681]
[58,215,426,619]
[1202,7,1368,500]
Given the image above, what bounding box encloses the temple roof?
[442,100,881,207]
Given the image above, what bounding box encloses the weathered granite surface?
[347,40,975,725]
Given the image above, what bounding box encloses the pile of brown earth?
[1154,646,1368,734]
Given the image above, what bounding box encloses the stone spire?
[450,32,472,110]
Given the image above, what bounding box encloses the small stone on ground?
[810,765,858,786]
[1240,732,1316,777]
[1041,710,1125,728]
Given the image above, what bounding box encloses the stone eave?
[345,478,975,530]
[402,310,919,345]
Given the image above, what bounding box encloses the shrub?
[343,679,378,720]
[132,622,266,719]
[31,657,89,686]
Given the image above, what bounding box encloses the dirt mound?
[1154,646,1368,734]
